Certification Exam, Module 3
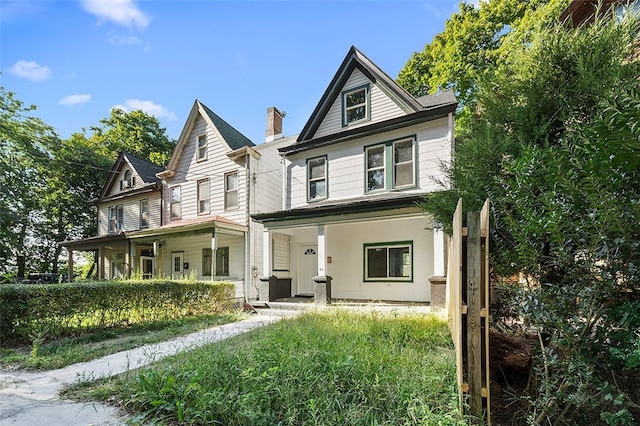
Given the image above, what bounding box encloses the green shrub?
[0,280,235,343]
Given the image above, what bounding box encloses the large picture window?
[307,156,327,201]
[365,137,416,193]
[364,241,413,282]
[342,85,370,126]
[170,186,181,219]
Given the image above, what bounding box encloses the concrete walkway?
[0,314,286,425]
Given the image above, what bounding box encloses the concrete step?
[254,308,302,318]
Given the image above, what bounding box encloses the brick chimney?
[266,107,284,142]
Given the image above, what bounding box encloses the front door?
[298,244,317,296]
[172,252,184,279]
[140,256,154,279]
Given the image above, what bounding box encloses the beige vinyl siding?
[313,69,405,139]
[162,115,249,226]
[286,117,451,209]
[97,193,161,236]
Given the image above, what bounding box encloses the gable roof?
[297,46,426,143]
[160,100,254,177]
[98,151,163,201]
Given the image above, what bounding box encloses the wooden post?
[466,211,482,419]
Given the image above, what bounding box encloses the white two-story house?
[252,47,456,303]
[61,100,290,301]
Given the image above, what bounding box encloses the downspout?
[281,155,286,211]
[244,152,251,302]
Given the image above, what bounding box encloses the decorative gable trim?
[98,151,163,201]
[297,46,424,142]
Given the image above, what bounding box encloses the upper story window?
[365,136,416,193]
[140,199,149,229]
[307,156,327,201]
[108,204,124,234]
[342,85,370,126]
[225,172,238,210]
[121,170,135,190]
[197,179,210,215]
[364,241,413,282]
[170,186,181,219]
[197,134,207,161]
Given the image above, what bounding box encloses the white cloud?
[108,33,141,46]
[59,94,91,105]
[81,0,150,29]
[112,99,177,121]
[8,60,52,81]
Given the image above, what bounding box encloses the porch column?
[258,229,271,301]
[67,249,74,282]
[313,225,331,305]
[125,241,131,279]
[153,240,159,277]
[98,247,104,280]
[429,225,447,309]
[211,232,217,280]
[130,241,136,278]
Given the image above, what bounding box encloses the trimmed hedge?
[0,280,235,343]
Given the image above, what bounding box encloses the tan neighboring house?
[252,46,457,303]
[61,100,291,300]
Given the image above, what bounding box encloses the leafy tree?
[422,10,640,423]
[90,108,175,166]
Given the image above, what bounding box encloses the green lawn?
[0,312,245,370]
[71,310,464,425]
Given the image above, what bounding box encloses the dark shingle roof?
[416,89,457,110]
[123,151,164,184]
[199,102,255,150]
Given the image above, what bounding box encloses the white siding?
[97,192,161,236]
[286,117,451,209]
[313,69,405,139]
[162,115,249,226]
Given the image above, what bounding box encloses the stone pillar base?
[429,275,447,309]
[312,275,332,305]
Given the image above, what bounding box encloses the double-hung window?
[216,247,230,276]
[197,179,210,215]
[197,134,207,161]
[225,172,238,209]
[342,85,370,126]
[307,156,327,201]
[365,137,416,192]
[202,248,212,276]
[140,199,149,229]
[108,205,124,233]
[170,186,181,219]
[364,241,413,282]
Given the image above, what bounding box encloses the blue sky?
[2,0,462,145]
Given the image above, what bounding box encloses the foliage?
[1,312,243,370]
[0,280,235,343]
[82,310,465,426]
[422,10,640,424]
[0,87,174,277]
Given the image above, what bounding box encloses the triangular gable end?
[98,151,164,200]
[297,46,424,143]
[160,100,254,178]
[98,151,128,200]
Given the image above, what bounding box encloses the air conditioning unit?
[122,180,130,189]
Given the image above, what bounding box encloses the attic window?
[121,170,135,190]
[342,85,370,126]
[197,134,207,161]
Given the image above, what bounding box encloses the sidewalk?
[0,314,286,425]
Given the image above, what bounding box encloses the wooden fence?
[446,199,491,423]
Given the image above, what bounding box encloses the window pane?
[171,203,181,219]
[346,106,366,122]
[367,146,384,168]
[308,158,325,179]
[171,187,181,203]
[140,200,149,228]
[216,247,229,276]
[394,140,413,163]
[226,173,238,190]
[226,191,237,208]
[202,248,212,276]
[389,247,411,278]
[310,180,326,199]
[346,89,365,107]
[395,162,413,187]
[367,247,388,278]
[368,170,385,191]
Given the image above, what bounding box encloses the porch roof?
[58,233,127,251]
[251,192,428,225]
[127,215,248,239]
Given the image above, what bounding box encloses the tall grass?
[92,310,464,425]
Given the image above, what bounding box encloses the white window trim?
[196,134,208,161]
[197,179,210,215]
[342,85,370,126]
[224,172,238,210]
[307,156,327,202]
[140,199,149,229]
[365,144,385,193]
[108,205,124,234]
[170,185,181,220]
